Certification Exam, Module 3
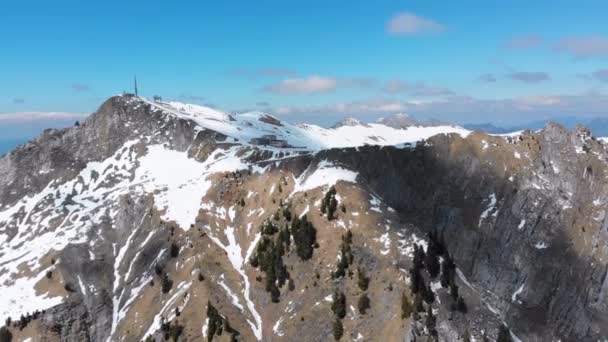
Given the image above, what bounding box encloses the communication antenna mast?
[134,75,138,96]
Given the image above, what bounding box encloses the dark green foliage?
[278,183,283,193]
[291,215,317,260]
[454,296,467,313]
[357,294,370,314]
[428,231,445,256]
[340,203,346,213]
[64,282,75,293]
[321,186,338,220]
[144,336,154,342]
[425,305,437,339]
[250,217,295,302]
[497,324,513,342]
[332,318,344,340]
[413,244,425,270]
[441,252,456,288]
[282,206,292,222]
[161,273,173,294]
[356,267,369,291]
[328,196,338,220]
[288,278,295,291]
[331,290,347,319]
[277,226,291,252]
[160,319,184,342]
[154,263,163,276]
[409,267,421,294]
[414,293,423,313]
[207,302,223,341]
[206,302,240,342]
[344,229,352,244]
[334,232,354,278]
[401,291,412,319]
[250,235,289,302]
[450,282,459,301]
[410,244,425,294]
[261,220,278,235]
[170,242,179,258]
[273,210,280,221]
[0,326,11,342]
[239,198,245,207]
[421,280,435,304]
[425,243,440,279]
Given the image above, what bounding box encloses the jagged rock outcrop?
[1,95,607,341]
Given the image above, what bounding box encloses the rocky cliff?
[0,95,607,341]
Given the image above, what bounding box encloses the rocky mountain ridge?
[0,95,607,341]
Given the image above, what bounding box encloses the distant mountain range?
[464,117,608,136]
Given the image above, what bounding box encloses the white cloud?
[272,97,409,115]
[509,71,550,83]
[263,76,337,94]
[270,92,608,124]
[0,112,88,124]
[555,35,608,59]
[263,76,374,95]
[387,12,445,36]
[382,80,453,96]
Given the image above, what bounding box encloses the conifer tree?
[401,291,412,319]
[332,318,343,340]
[497,324,513,342]
[357,267,370,291]
[425,244,440,278]
[0,326,11,342]
[331,290,347,319]
[357,294,371,314]
[426,305,437,339]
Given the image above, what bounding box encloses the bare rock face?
[1,95,607,341]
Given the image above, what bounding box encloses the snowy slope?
[139,97,470,150]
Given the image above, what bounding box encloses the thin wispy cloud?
[0,112,88,123]
[271,92,608,124]
[263,76,374,95]
[592,69,608,82]
[12,98,25,104]
[272,97,410,116]
[263,76,337,94]
[555,35,608,59]
[509,71,550,83]
[386,12,445,36]
[382,80,410,93]
[506,34,542,49]
[381,80,453,96]
[71,83,90,92]
[338,77,376,88]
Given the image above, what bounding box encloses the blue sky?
[1,0,608,145]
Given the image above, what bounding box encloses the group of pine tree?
[249,199,318,303]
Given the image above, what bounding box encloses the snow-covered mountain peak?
[133,96,470,151]
[331,117,369,128]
